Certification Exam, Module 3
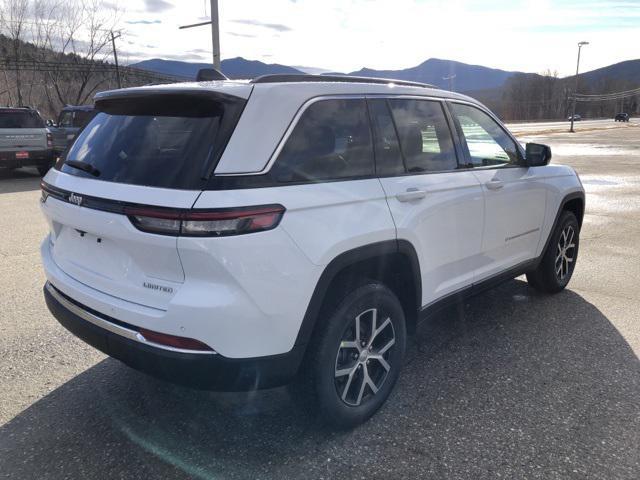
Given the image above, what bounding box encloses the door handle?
[396,188,427,202]
[485,180,504,191]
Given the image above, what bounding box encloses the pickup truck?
[0,107,54,176]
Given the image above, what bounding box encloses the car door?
[448,102,547,281]
[369,97,485,307]
[51,110,73,153]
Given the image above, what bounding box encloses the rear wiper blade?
[65,160,100,177]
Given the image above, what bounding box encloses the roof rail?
[250,74,436,89]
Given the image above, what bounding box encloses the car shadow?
[1,280,639,479]
[0,168,42,194]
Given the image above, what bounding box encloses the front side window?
[388,99,458,173]
[450,103,520,167]
[59,111,74,128]
[73,110,95,128]
[271,99,374,183]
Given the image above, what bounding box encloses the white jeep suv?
[40,75,584,427]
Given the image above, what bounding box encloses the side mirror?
[525,143,552,166]
[46,119,56,127]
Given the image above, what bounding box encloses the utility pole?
[179,0,221,70]
[570,41,589,133]
[210,0,220,70]
[111,30,122,89]
[442,74,456,92]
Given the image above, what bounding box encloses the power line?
[0,58,189,83]
[573,87,640,102]
[575,86,640,98]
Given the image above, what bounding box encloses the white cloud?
[117,0,640,76]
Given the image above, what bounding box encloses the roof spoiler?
[196,68,228,81]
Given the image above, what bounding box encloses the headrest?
[307,125,335,157]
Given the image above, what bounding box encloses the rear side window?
[59,94,245,190]
[59,111,74,128]
[388,99,457,173]
[271,99,374,183]
[0,110,45,129]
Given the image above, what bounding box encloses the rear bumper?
[0,149,53,168]
[44,282,305,391]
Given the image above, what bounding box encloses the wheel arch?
[537,190,585,265]
[563,195,585,228]
[294,239,422,349]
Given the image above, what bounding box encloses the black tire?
[294,282,407,428]
[527,210,579,293]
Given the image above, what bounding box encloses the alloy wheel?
[334,308,396,407]
[555,225,576,280]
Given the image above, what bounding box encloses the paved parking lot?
[1,123,639,479]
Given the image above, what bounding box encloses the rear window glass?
[388,99,457,173]
[271,99,374,183]
[0,110,45,128]
[58,94,245,189]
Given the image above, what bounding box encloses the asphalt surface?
[1,121,639,479]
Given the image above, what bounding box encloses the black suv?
[0,107,53,175]
[615,113,630,122]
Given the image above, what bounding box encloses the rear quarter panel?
[189,179,397,357]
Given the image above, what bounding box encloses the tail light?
[46,132,53,148]
[124,204,286,237]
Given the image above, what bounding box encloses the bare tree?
[0,0,175,117]
[1,0,29,104]
[42,0,121,106]
[72,0,121,104]
[30,0,61,110]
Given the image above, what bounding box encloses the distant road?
[506,118,640,135]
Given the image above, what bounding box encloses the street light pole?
[570,41,589,133]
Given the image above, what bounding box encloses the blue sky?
[118,0,640,76]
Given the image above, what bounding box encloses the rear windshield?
[0,110,45,128]
[58,93,245,190]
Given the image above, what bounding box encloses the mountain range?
[132,58,303,80]
[131,56,640,94]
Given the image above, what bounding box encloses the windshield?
[0,110,45,129]
[59,94,245,189]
